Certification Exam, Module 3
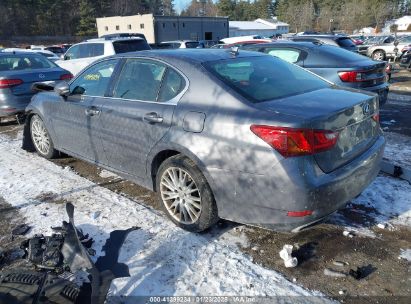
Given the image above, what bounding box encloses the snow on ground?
[399,249,411,262]
[328,174,411,237]
[0,134,329,300]
[384,132,411,169]
[98,168,121,179]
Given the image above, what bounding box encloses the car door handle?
[143,112,163,124]
[85,107,100,116]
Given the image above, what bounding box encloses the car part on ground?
[242,42,390,106]
[0,203,139,304]
[22,49,385,233]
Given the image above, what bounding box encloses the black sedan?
[242,42,390,106]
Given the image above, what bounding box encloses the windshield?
[113,40,151,53]
[0,54,56,71]
[204,56,329,103]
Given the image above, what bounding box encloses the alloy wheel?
[160,167,202,224]
[31,117,50,156]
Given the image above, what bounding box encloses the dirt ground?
[0,70,411,303]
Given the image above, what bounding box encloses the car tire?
[156,154,218,232]
[30,114,58,159]
[372,50,386,61]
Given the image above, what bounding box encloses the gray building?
[229,18,289,38]
[96,14,229,44]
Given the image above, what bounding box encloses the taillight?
[287,210,313,217]
[250,125,339,158]
[60,73,73,81]
[0,79,23,89]
[338,71,365,82]
[372,113,380,122]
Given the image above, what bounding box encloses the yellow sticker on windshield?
[84,74,100,81]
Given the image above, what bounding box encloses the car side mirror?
[394,40,399,46]
[54,82,70,97]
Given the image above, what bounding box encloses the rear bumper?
[214,135,385,232]
[366,84,389,106]
[0,93,32,117]
[259,135,385,231]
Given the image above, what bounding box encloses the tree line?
[0,0,410,37]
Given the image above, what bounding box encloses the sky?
[175,0,192,13]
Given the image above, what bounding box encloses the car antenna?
[230,46,239,56]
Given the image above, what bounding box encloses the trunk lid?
[340,61,387,88]
[0,68,67,96]
[255,87,380,173]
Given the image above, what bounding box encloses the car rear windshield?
[204,56,329,103]
[185,42,199,48]
[113,40,151,53]
[337,37,356,47]
[0,55,56,71]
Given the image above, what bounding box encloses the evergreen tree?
[77,0,97,36]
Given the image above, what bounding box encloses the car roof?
[161,40,198,43]
[82,37,145,44]
[0,51,44,57]
[110,49,264,63]
[293,35,347,40]
[243,41,325,50]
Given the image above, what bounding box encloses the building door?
[205,32,212,40]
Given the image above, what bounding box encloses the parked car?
[357,36,395,55]
[211,40,272,49]
[56,37,150,75]
[22,49,384,233]
[242,42,390,106]
[367,35,411,61]
[290,35,358,52]
[197,40,218,48]
[159,40,200,49]
[3,48,60,62]
[0,52,72,119]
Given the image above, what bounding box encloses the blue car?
[242,42,390,106]
[0,52,72,119]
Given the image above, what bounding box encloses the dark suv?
[290,35,358,52]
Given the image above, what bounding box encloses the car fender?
[146,140,219,207]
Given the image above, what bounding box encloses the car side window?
[64,45,80,60]
[113,59,166,101]
[78,43,104,59]
[70,59,118,97]
[158,68,185,102]
[265,48,302,64]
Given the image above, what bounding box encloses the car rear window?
[113,40,151,53]
[337,37,356,47]
[313,45,368,62]
[185,42,199,48]
[0,55,56,71]
[204,56,329,103]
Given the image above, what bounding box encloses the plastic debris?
[339,290,345,295]
[342,230,354,238]
[333,261,347,267]
[323,268,347,278]
[279,245,298,268]
[11,224,30,236]
[377,223,386,229]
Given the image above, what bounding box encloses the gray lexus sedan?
[22,49,385,232]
